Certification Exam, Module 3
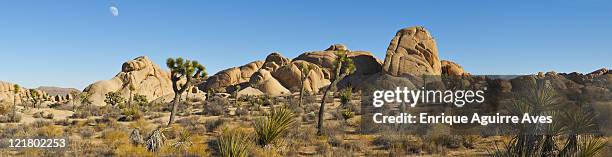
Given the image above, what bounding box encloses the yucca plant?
[146,128,167,152]
[253,107,296,147]
[575,136,607,157]
[172,130,193,153]
[218,129,250,157]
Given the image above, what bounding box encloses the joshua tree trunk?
[316,85,332,135]
[12,94,18,121]
[168,93,182,126]
[299,78,306,106]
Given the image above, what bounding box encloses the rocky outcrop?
[441,60,468,76]
[271,60,330,93]
[382,26,441,76]
[83,56,173,106]
[261,52,291,72]
[294,51,336,77]
[249,69,290,96]
[0,81,52,104]
[201,61,264,93]
[325,44,348,51]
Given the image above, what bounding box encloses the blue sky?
[0,0,610,89]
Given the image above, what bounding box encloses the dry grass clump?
[102,129,130,148]
[36,125,65,137]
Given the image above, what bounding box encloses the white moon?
[109,6,119,16]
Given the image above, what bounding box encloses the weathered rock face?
[261,52,291,72]
[201,61,264,93]
[249,69,290,96]
[294,51,336,77]
[0,81,28,104]
[325,44,348,51]
[271,60,330,93]
[383,26,441,76]
[294,46,382,79]
[83,56,173,106]
[441,60,468,76]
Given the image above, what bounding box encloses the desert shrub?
[253,107,296,147]
[0,113,21,123]
[339,88,352,105]
[462,135,480,149]
[37,125,64,137]
[54,119,70,126]
[118,106,142,121]
[204,104,225,116]
[217,129,250,157]
[341,109,354,120]
[80,127,95,139]
[235,107,248,117]
[304,95,317,105]
[33,112,44,118]
[433,135,463,149]
[44,113,54,119]
[0,103,9,115]
[31,119,53,128]
[71,105,103,119]
[205,118,228,133]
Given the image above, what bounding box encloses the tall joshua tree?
[166,57,207,125]
[11,84,20,121]
[298,62,315,106]
[317,50,355,135]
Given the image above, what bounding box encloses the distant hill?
[36,86,80,96]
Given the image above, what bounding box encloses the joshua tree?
[128,84,136,108]
[29,89,43,108]
[298,62,315,107]
[104,91,125,108]
[317,50,355,135]
[233,85,241,106]
[11,84,20,121]
[80,92,92,106]
[69,91,78,111]
[166,57,207,125]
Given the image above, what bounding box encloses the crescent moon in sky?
[109,6,119,16]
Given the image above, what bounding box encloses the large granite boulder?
[441,60,468,76]
[249,69,290,96]
[201,60,264,93]
[382,26,441,76]
[261,52,291,72]
[271,60,330,93]
[83,56,173,106]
